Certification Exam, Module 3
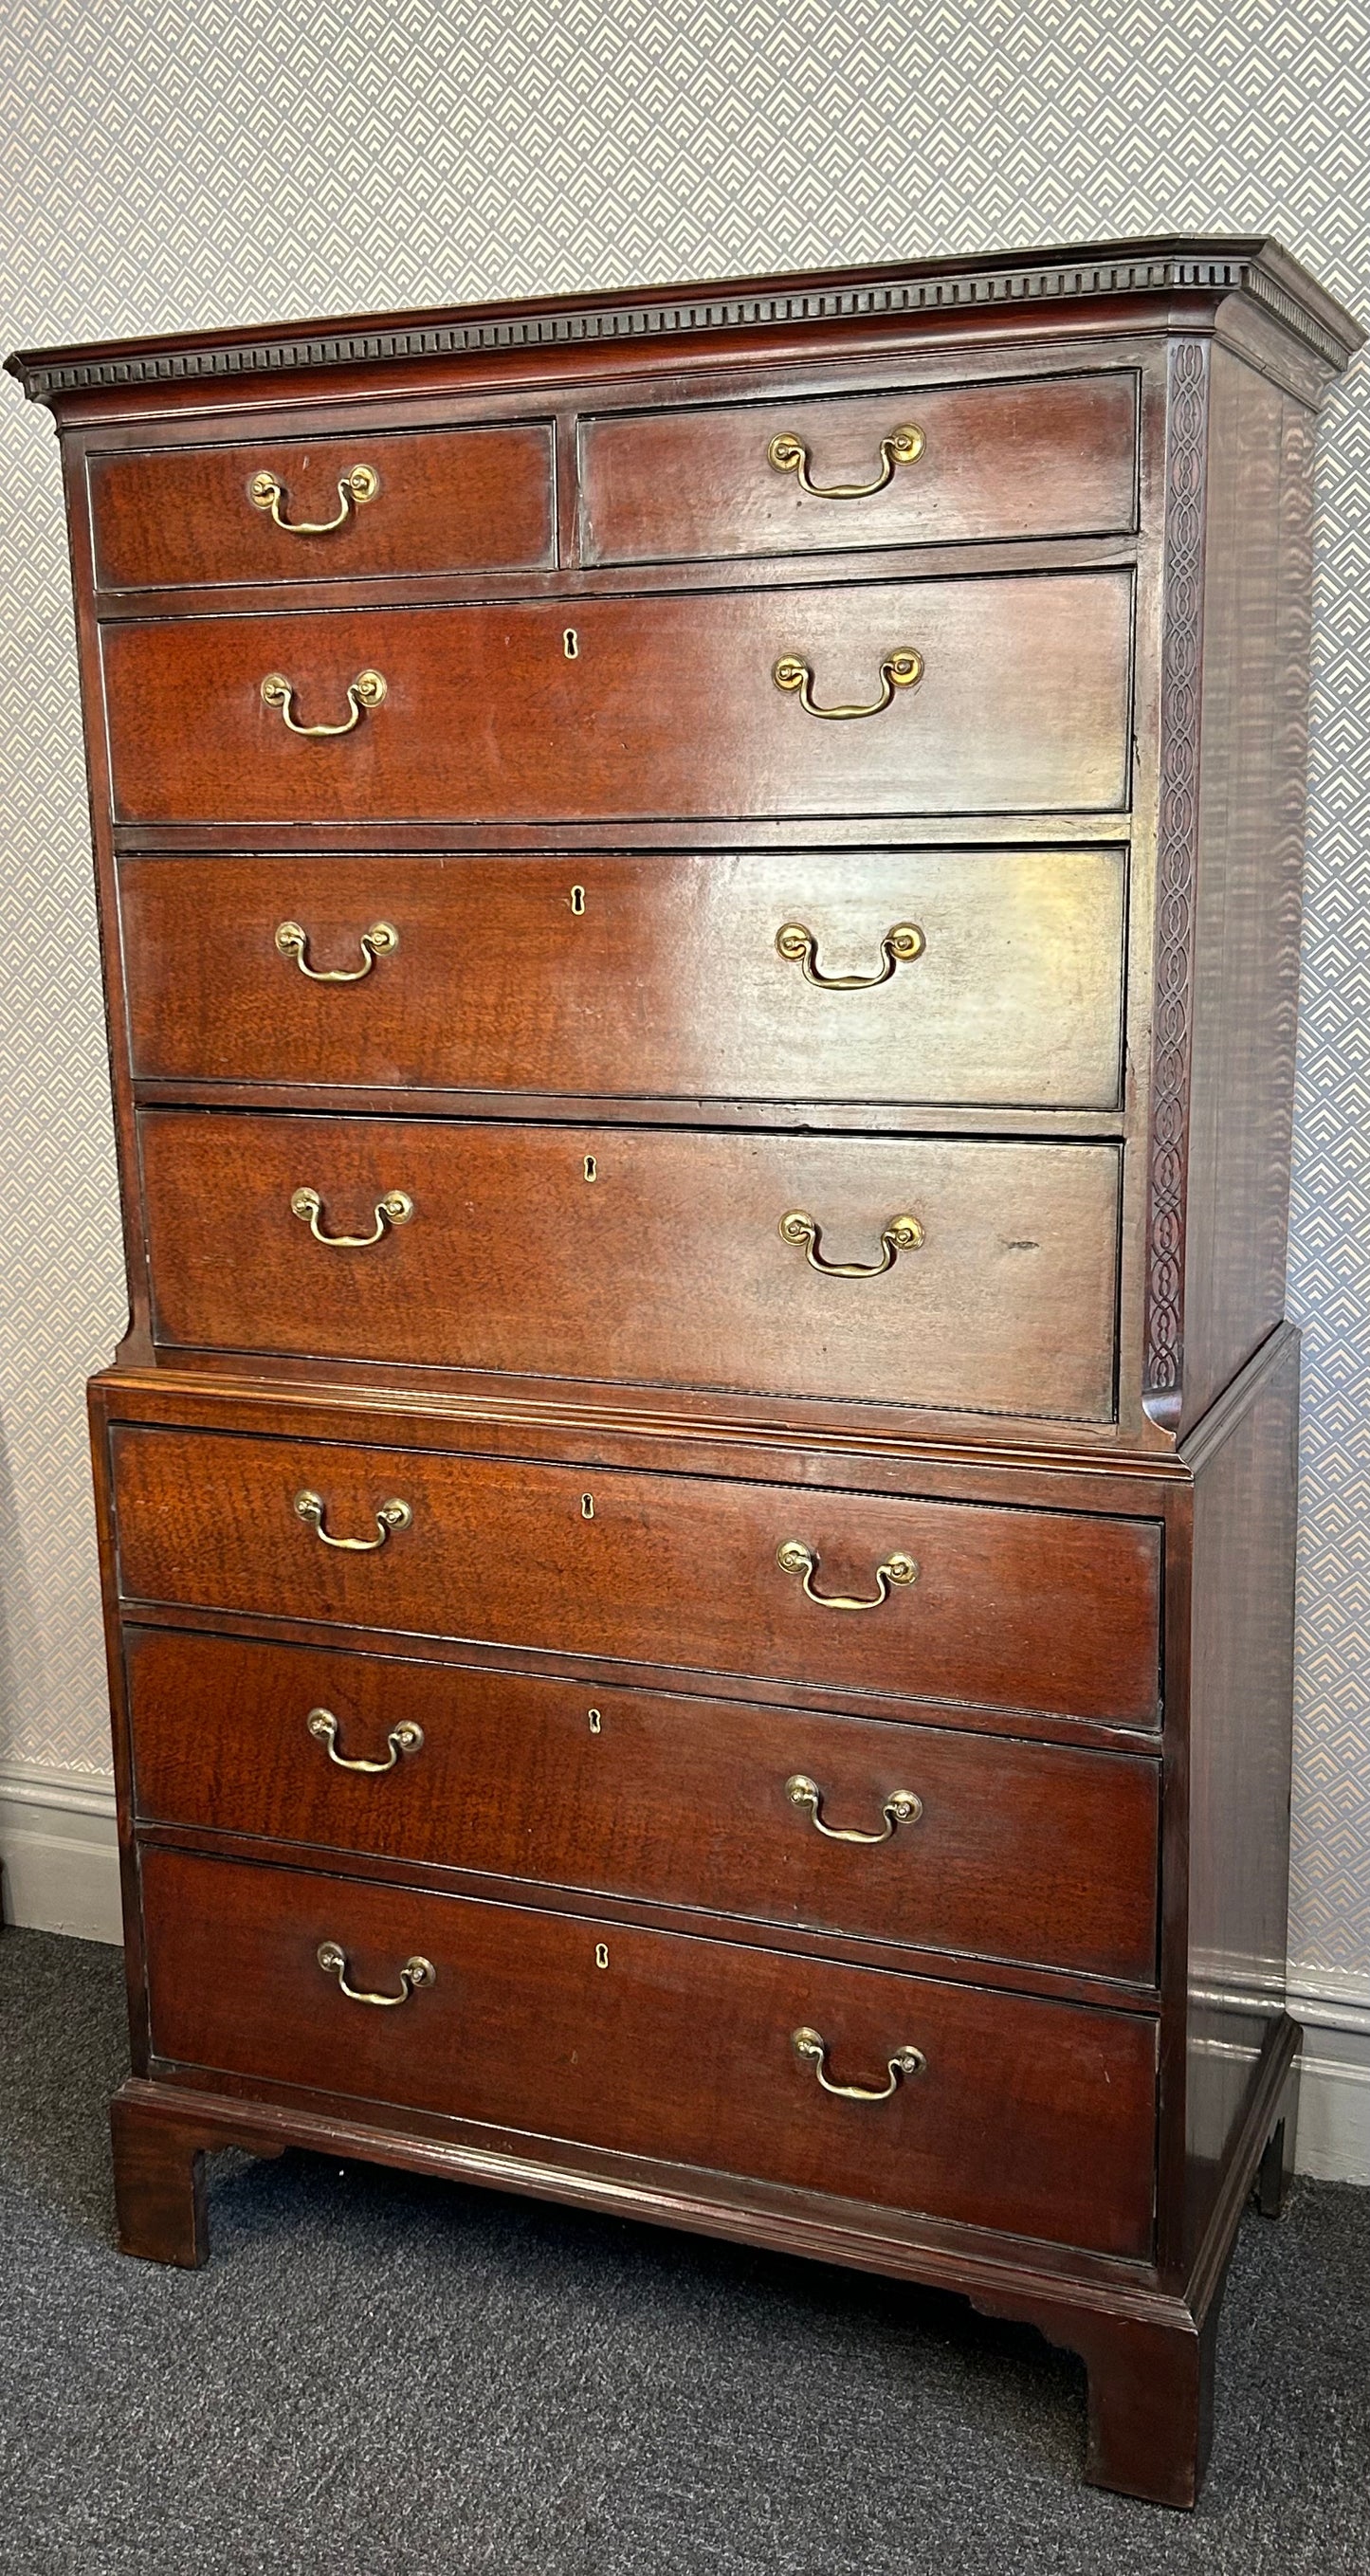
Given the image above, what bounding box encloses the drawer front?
[141,1847,1157,2253]
[581,374,1138,564]
[101,575,1133,825]
[111,1429,1162,1727]
[139,1112,1121,1420]
[127,1629,1160,1982]
[88,423,555,592]
[120,847,1126,1111]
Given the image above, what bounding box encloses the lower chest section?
[109,1411,1164,2268]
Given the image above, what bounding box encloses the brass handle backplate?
[776,1539,919,1612]
[776,921,924,989]
[792,2025,925,2101]
[291,1186,413,1247]
[275,919,398,982]
[785,1774,922,1844]
[249,462,379,532]
[307,1708,425,1774]
[261,668,387,737]
[295,1490,412,1551]
[779,1209,923,1276]
[768,425,925,499]
[317,1940,434,2006]
[773,649,922,720]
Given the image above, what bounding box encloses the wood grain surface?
[138,1109,1123,1418]
[580,371,1139,562]
[125,1626,1160,1981]
[100,574,1134,825]
[110,1424,1163,1725]
[118,846,1127,1108]
[89,420,555,591]
[139,1843,1159,2255]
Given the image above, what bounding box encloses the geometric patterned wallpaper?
[0,0,1366,1985]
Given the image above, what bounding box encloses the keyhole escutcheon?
[563,628,578,659]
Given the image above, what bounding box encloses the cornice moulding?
[6,236,1361,408]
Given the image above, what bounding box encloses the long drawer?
[140,1845,1158,2255]
[100,575,1133,825]
[110,1430,1163,1728]
[126,1629,1160,1982]
[138,1112,1121,1421]
[579,372,1139,564]
[119,847,1127,1110]
[89,421,557,592]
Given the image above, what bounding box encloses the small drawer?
[110,1428,1162,1729]
[140,1845,1158,2256]
[127,1628,1160,1984]
[138,1110,1121,1422]
[100,574,1133,826]
[580,372,1138,565]
[119,846,1127,1112]
[87,422,555,593]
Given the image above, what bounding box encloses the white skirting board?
[1288,1971,1370,2188]
[1,1761,1367,2185]
[0,1761,121,1945]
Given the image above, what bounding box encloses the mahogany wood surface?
[1181,1330,1300,2260]
[137,1110,1122,1419]
[100,575,1134,825]
[124,1626,1160,1982]
[118,847,1127,1109]
[1256,2077,1299,2220]
[101,2008,1301,2504]
[578,371,1139,562]
[16,239,1357,2506]
[138,1843,1158,2256]
[10,236,1359,410]
[109,1422,1163,1725]
[88,420,555,593]
[1072,2302,1222,2508]
[1178,350,1316,1434]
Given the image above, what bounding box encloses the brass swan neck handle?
[261,667,387,738]
[767,425,924,499]
[792,2026,925,2102]
[778,1209,923,1277]
[773,649,922,720]
[291,1186,413,1248]
[776,920,924,989]
[307,1708,425,1775]
[776,1539,919,1612]
[317,1941,434,2006]
[785,1774,922,1844]
[294,1490,412,1551]
[275,919,397,982]
[249,462,378,533]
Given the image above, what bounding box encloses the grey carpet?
[0,1927,1366,2575]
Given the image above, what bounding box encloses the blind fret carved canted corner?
[7,233,1361,2512]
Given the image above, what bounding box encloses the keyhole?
[569,885,586,916]
[583,1155,597,1182]
[595,1943,610,1970]
[563,628,578,659]
[588,1708,602,1734]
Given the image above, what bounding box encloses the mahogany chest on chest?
[9,234,1361,2507]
